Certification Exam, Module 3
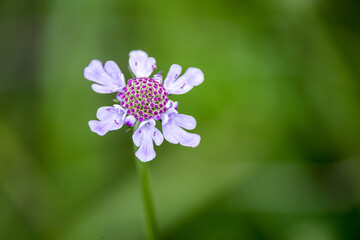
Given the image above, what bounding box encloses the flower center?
[120,77,168,122]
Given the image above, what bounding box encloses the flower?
[84,50,203,162]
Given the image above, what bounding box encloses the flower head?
[85,50,203,162]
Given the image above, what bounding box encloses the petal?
[88,118,123,136]
[84,60,125,94]
[132,119,162,162]
[96,104,125,120]
[91,84,114,94]
[84,60,108,84]
[132,127,142,147]
[152,127,164,146]
[89,105,126,136]
[136,137,156,162]
[104,61,125,87]
[174,114,196,130]
[161,104,200,147]
[164,66,204,95]
[129,50,156,78]
[163,121,201,147]
[88,120,110,136]
[164,64,182,89]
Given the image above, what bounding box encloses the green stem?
[133,124,159,240]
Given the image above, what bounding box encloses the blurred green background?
[1,0,360,239]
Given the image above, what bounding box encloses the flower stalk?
[133,123,159,240]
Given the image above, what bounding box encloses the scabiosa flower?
[85,50,203,162]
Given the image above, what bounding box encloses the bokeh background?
[1,0,360,239]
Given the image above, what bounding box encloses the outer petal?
[163,123,200,147]
[129,50,156,78]
[152,127,164,146]
[132,119,163,162]
[104,61,125,87]
[173,114,196,130]
[84,60,125,94]
[89,105,126,136]
[136,138,155,162]
[163,64,182,89]
[164,65,204,95]
[91,84,115,94]
[161,104,200,147]
[132,127,142,147]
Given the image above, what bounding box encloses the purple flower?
[85,50,204,162]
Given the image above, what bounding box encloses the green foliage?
[0,0,360,239]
